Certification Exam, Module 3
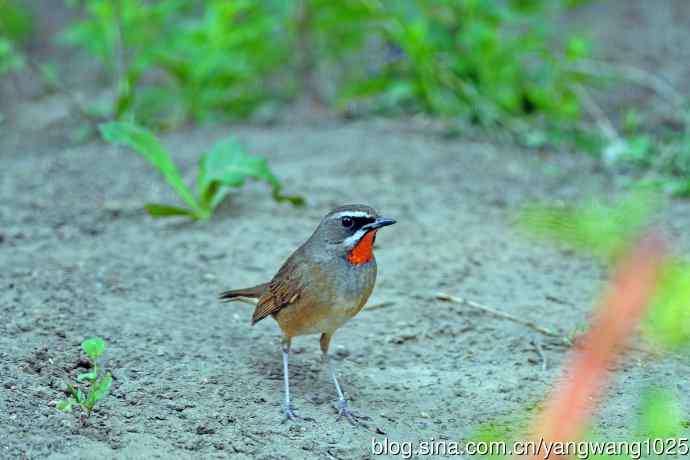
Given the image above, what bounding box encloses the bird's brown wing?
[251,253,303,325]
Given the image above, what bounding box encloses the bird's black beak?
[363,217,396,231]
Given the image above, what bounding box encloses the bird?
[219,204,396,424]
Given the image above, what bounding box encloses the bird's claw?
[282,403,299,423]
[334,399,368,426]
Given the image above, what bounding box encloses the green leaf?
[667,179,690,197]
[0,0,33,43]
[197,137,303,215]
[99,122,200,212]
[85,393,95,414]
[57,399,73,412]
[623,135,653,163]
[271,187,305,207]
[624,108,643,133]
[144,204,198,218]
[0,37,25,74]
[38,63,60,91]
[81,336,106,360]
[92,373,113,402]
[77,370,97,382]
[75,387,84,404]
[66,383,76,396]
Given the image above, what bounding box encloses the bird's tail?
[218,283,268,302]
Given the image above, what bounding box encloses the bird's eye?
[341,216,353,228]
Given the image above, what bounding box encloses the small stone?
[196,424,215,435]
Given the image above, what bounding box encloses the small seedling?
[57,337,113,419]
[99,122,303,220]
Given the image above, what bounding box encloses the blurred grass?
[3,0,690,196]
[52,0,587,128]
[505,193,689,456]
[519,191,659,261]
[0,0,32,74]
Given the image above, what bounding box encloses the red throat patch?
[346,230,377,265]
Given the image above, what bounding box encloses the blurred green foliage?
[519,191,658,261]
[2,0,681,197]
[60,0,286,125]
[644,261,690,350]
[58,0,588,129]
[637,386,684,440]
[344,1,587,125]
[615,107,690,197]
[56,0,690,198]
[519,192,690,353]
[0,0,33,74]
[0,37,22,74]
[474,194,690,454]
[0,0,32,42]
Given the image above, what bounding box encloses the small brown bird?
[219,204,395,423]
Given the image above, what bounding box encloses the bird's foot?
[282,403,299,423]
[334,399,369,426]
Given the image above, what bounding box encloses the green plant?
[0,0,32,40]
[158,0,286,123]
[99,122,303,219]
[287,0,385,101]
[0,0,33,75]
[0,36,22,74]
[570,64,690,197]
[60,0,286,125]
[57,337,113,418]
[57,0,592,129]
[618,109,690,197]
[57,0,690,199]
[341,0,588,126]
[60,0,186,122]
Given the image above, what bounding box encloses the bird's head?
[311,204,396,264]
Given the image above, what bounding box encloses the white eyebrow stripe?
[331,211,372,219]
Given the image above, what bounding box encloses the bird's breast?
[276,258,377,337]
[331,258,377,315]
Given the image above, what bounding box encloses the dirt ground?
[2,2,690,460]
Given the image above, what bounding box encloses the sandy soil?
[3,1,690,459]
[2,108,690,459]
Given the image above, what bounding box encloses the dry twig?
[568,58,684,111]
[365,301,396,311]
[572,83,620,143]
[434,292,569,345]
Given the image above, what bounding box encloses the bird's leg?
[320,333,368,425]
[281,336,298,422]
